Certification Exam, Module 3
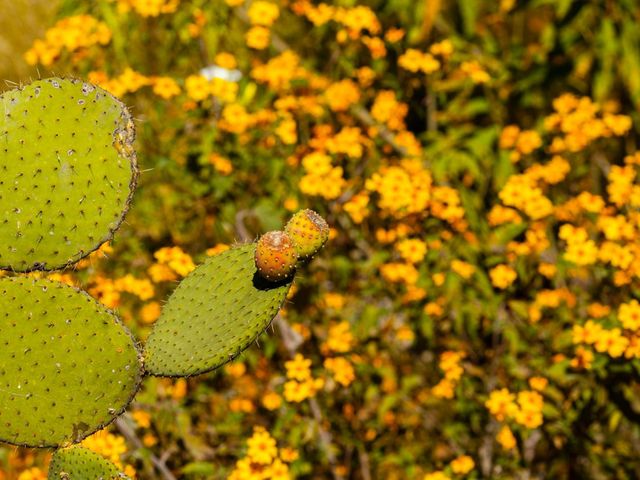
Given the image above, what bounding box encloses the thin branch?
[358,448,372,480]
[275,315,345,480]
[115,417,177,480]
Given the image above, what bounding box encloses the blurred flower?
[152,76,181,99]
[497,425,517,450]
[489,264,517,289]
[246,26,271,50]
[450,455,475,474]
[248,1,280,26]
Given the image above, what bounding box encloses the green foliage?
[144,244,291,376]
[0,77,137,272]
[0,277,142,448]
[48,446,127,479]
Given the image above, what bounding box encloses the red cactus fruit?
[254,231,298,282]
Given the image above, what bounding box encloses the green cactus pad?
[0,77,138,272]
[48,446,128,480]
[0,277,142,448]
[145,244,291,377]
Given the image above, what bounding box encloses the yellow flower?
[344,191,370,224]
[18,468,46,480]
[247,1,280,26]
[362,35,387,59]
[450,455,475,474]
[619,300,640,331]
[432,379,454,399]
[496,425,517,450]
[246,427,278,465]
[279,447,299,463]
[322,293,346,310]
[131,410,151,429]
[423,472,450,480]
[154,246,195,276]
[322,321,354,354]
[528,377,548,391]
[570,346,594,369]
[430,39,454,57]
[515,130,542,155]
[262,391,282,410]
[214,52,237,69]
[587,303,611,318]
[333,5,381,37]
[25,15,112,66]
[398,49,440,74]
[285,353,311,381]
[324,357,355,387]
[82,430,128,468]
[206,244,231,256]
[264,458,291,479]
[209,154,233,175]
[424,301,444,317]
[325,79,361,112]
[140,302,161,324]
[185,74,211,101]
[395,238,427,264]
[594,328,629,358]
[118,0,179,17]
[460,60,490,84]
[225,362,247,378]
[489,264,517,289]
[380,262,419,285]
[485,388,517,421]
[326,126,366,158]
[538,263,557,278]
[246,26,271,50]
[451,260,475,279]
[283,377,324,402]
[142,433,158,447]
[152,76,180,99]
[499,125,521,149]
[385,27,405,43]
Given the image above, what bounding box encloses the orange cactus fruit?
[254,231,298,282]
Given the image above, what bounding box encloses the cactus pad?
[145,244,291,377]
[0,77,137,272]
[48,446,127,480]
[0,277,142,447]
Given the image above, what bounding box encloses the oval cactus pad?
[0,77,137,272]
[145,244,291,377]
[0,277,142,447]
[48,446,127,480]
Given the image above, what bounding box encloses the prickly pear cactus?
[144,244,291,377]
[0,77,137,272]
[48,446,128,480]
[0,277,142,448]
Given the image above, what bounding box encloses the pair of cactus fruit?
[0,77,328,479]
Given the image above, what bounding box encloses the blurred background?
[0,0,58,80]
[4,0,640,479]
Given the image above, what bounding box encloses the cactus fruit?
[144,244,291,377]
[254,230,298,282]
[284,209,329,260]
[48,446,128,480]
[0,77,138,272]
[0,277,142,448]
